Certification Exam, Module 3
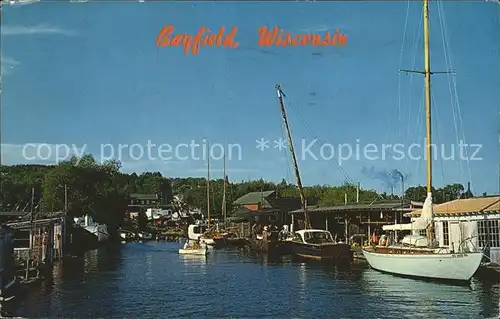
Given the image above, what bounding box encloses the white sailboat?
[362,0,483,282]
[199,143,216,246]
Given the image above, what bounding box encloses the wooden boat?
[275,85,352,262]
[291,230,352,261]
[361,0,483,282]
[248,229,284,254]
[225,236,248,247]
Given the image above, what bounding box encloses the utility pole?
[25,187,35,280]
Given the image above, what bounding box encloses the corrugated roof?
[290,200,412,214]
[233,208,281,219]
[412,196,500,215]
[0,211,29,217]
[130,194,158,200]
[233,190,275,205]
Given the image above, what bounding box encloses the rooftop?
[290,200,416,214]
[411,196,500,215]
[130,194,158,200]
[233,190,275,206]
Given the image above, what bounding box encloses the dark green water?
[5,242,500,318]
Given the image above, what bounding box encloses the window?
[442,222,449,246]
[418,230,426,236]
[478,220,500,248]
[304,231,334,244]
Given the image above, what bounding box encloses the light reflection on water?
[7,242,499,318]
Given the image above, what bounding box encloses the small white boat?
[138,232,153,240]
[118,229,136,241]
[178,247,208,256]
[178,241,209,256]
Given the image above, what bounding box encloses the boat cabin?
[188,224,208,241]
[408,196,500,264]
[293,229,336,245]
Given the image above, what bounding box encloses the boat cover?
[383,192,434,231]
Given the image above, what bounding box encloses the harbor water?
[5,242,499,318]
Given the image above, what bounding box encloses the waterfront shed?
[409,195,500,265]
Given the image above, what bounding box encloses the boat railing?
[458,236,482,254]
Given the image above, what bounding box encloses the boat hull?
[200,237,215,246]
[212,237,227,248]
[292,242,352,261]
[248,238,288,255]
[85,225,109,242]
[179,248,207,256]
[226,237,248,247]
[362,248,483,281]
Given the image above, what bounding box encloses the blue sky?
[1,1,499,195]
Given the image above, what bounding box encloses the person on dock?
[371,231,379,246]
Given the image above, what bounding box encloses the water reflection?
[179,254,207,275]
[360,268,499,317]
[6,242,499,318]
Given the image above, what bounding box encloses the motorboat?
[178,241,208,256]
[74,215,109,242]
[291,229,352,261]
[138,231,153,240]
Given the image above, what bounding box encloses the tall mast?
[423,0,435,240]
[207,141,211,228]
[222,150,227,225]
[275,84,311,229]
[424,0,432,194]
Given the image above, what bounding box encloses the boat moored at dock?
[291,229,352,261]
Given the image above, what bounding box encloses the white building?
[410,196,500,266]
[145,208,171,220]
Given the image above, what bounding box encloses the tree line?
[0,154,475,229]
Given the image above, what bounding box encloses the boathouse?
[408,195,500,266]
[289,200,421,242]
[232,190,302,220]
[229,190,303,236]
[0,225,16,299]
[6,212,66,265]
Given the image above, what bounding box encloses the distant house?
[233,190,276,211]
[127,193,172,219]
[128,193,162,208]
[232,190,302,226]
[409,195,500,266]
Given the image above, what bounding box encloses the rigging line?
[438,1,473,187]
[431,89,447,186]
[437,0,464,181]
[404,84,425,178]
[285,95,354,184]
[404,4,424,145]
[395,0,412,144]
